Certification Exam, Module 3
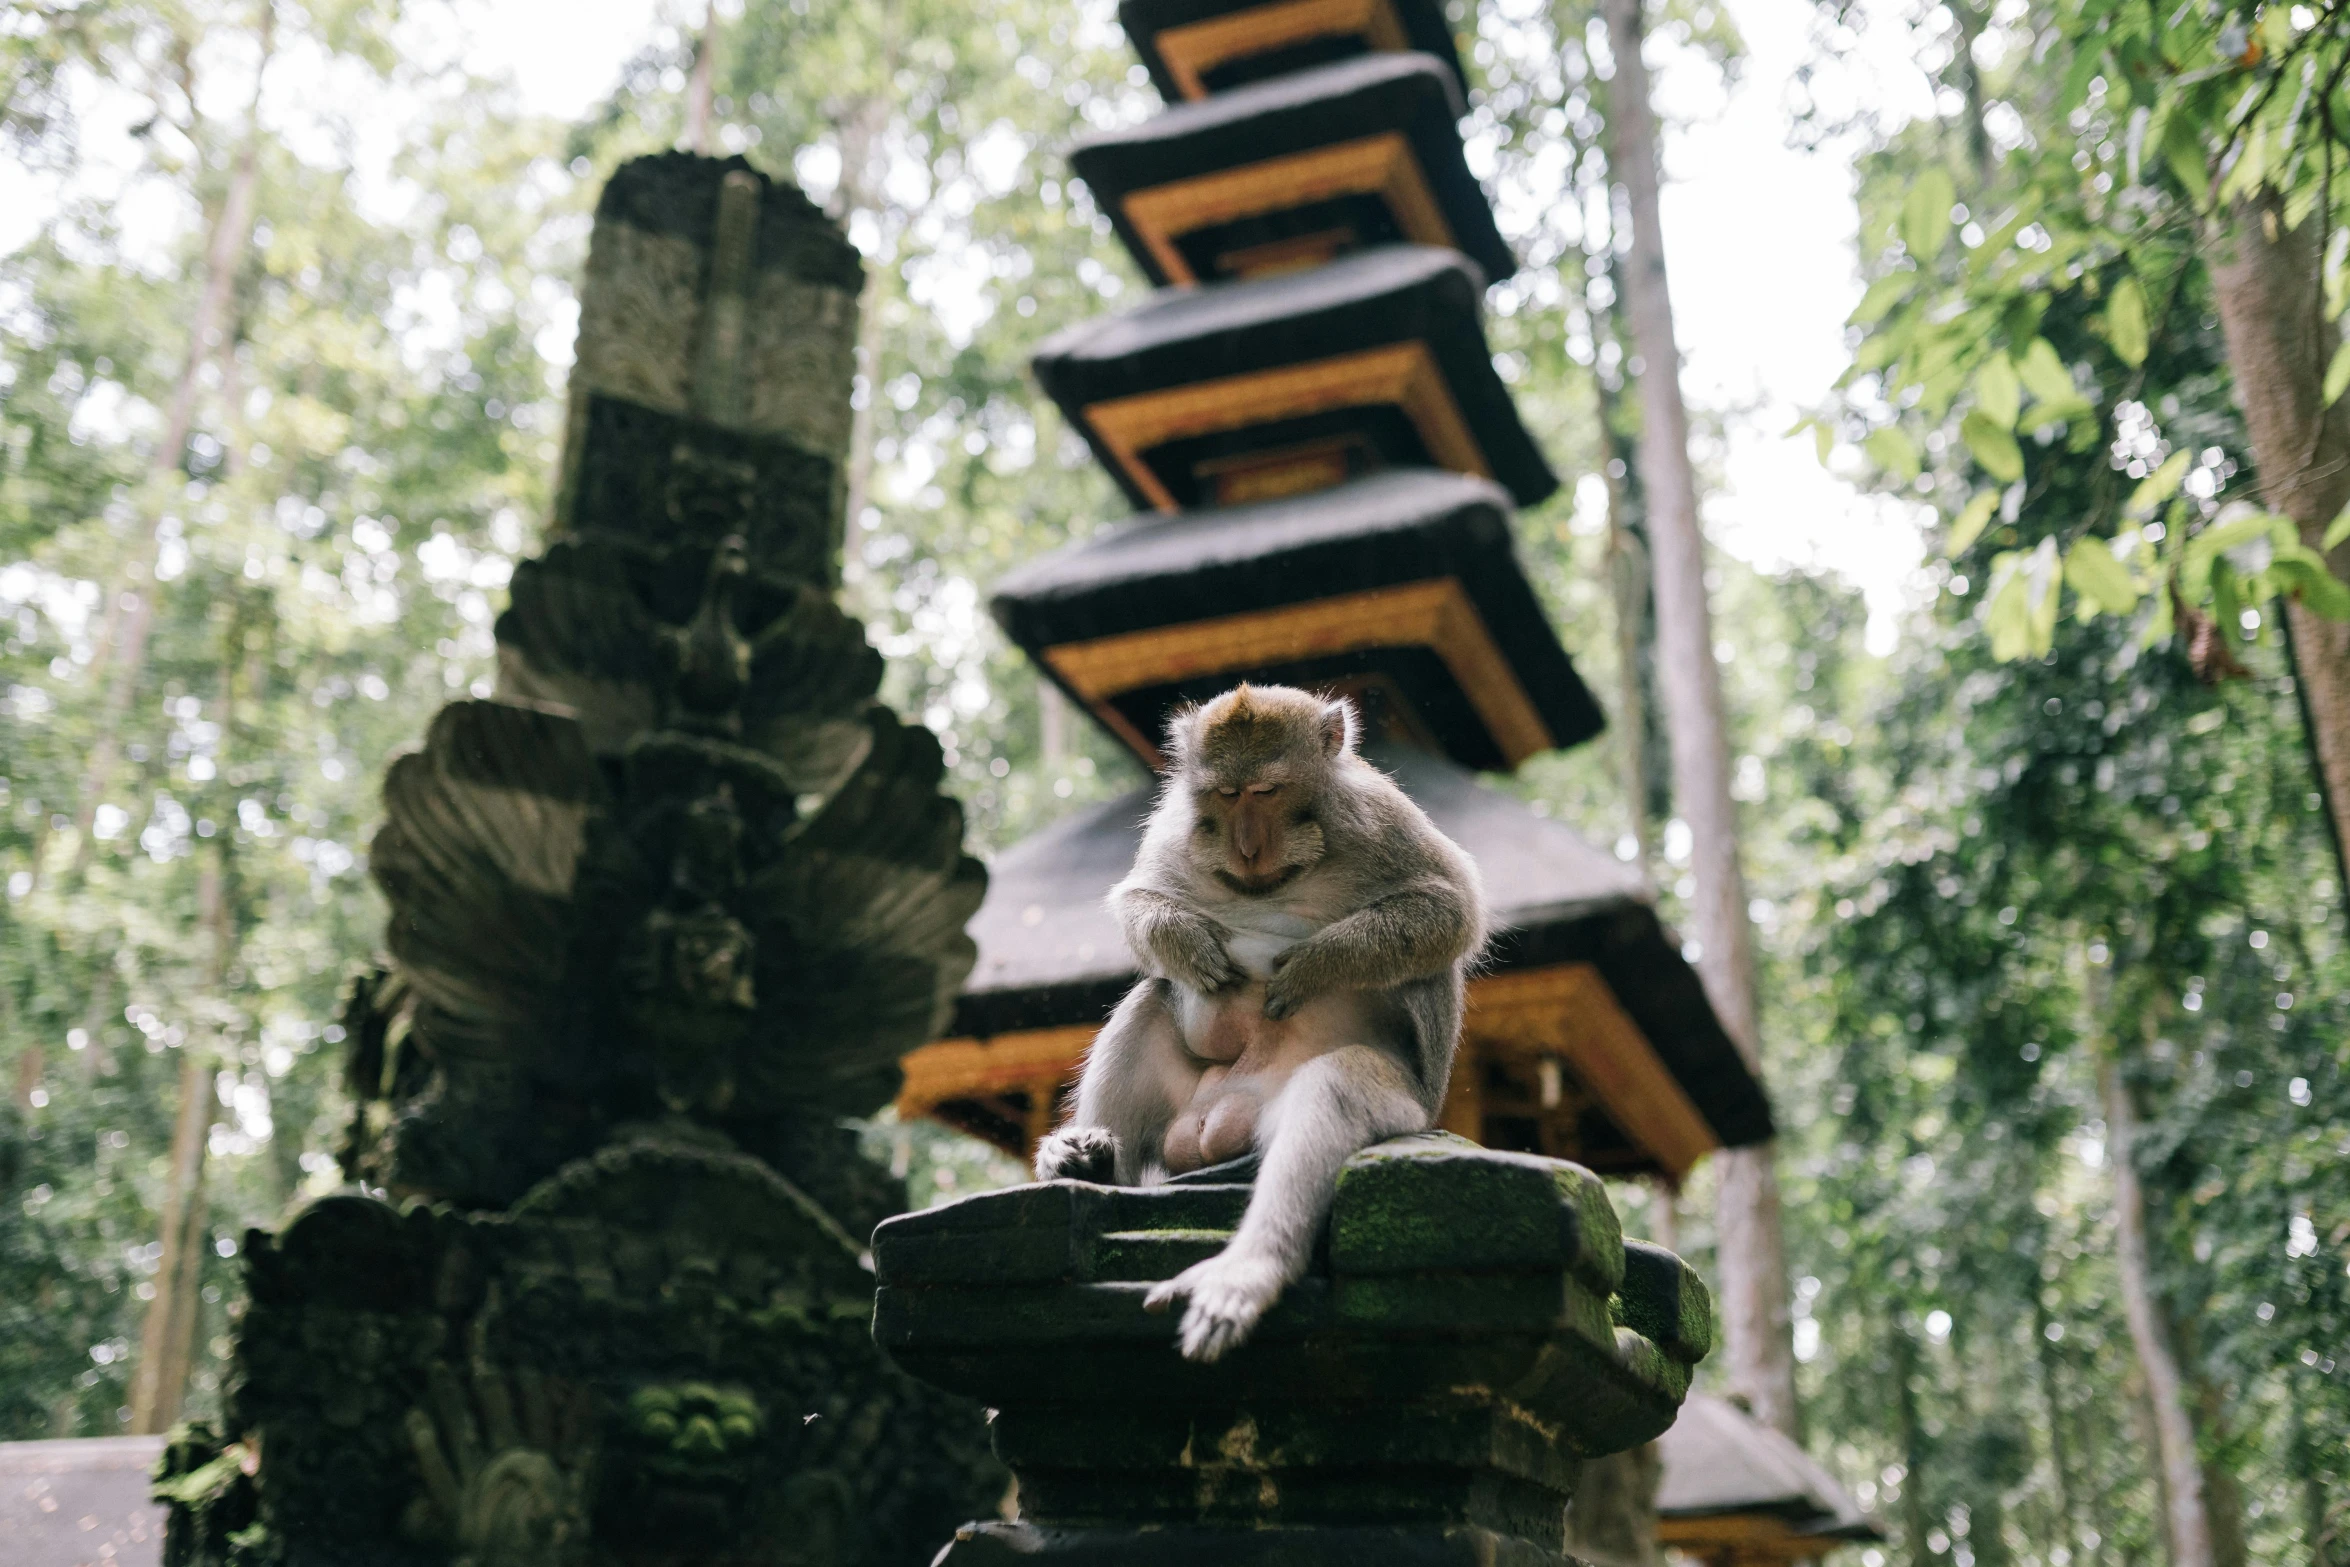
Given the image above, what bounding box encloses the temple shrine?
[896,0,1773,1184]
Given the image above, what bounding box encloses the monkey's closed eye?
[1248,783,1279,796]
[1217,787,1240,799]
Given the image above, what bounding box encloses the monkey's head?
[1165,683,1357,895]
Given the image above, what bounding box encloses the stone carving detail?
[157,153,1003,1566]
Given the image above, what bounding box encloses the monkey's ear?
[1318,697,1358,758]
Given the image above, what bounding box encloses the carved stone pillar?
[155,153,1002,1567]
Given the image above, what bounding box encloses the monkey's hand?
[1118,888,1245,993]
[1264,887,1473,1019]
[1262,944,1337,1020]
[1035,1126,1120,1184]
[1152,915,1245,993]
[1143,1247,1287,1362]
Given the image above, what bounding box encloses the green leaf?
[2000,293,2048,348]
[1962,410,2026,482]
[1850,273,1915,327]
[1798,417,1834,464]
[2218,124,2269,206]
[2270,544,2350,619]
[2163,111,2211,205]
[1902,167,1958,261]
[1973,354,2021,429]
[1853,329,1905,374]
[1984,539,2061,660]
[1864,425,1921,481]
[2016,338,2079,406]
[2104,276,2149,367]
[2211,558,2244,643]
[2140,575,2177,648]
[2065,535,2141,615]
[2182,511,2280,574]
[2126,449,2194,518]
[1985,552,2035,660]
[1947,489,2002,557]
[2323,508,2350,553]
[2325,340,2350,407]
[2025,537,2062,654]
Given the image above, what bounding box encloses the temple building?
[1657,1395,1883,1564]
[894,0,1773,1184]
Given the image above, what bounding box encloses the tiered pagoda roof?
[897,0,1771,1182]
[1033,246,1555,512]
[1657,1394,1883,1563]
[993,470,1598,769]
[1072,53,1512,286]
[1118,0,1467,101]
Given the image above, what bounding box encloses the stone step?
[1089,1227,1234,1281]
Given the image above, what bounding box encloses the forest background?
[2,1,2347,1565]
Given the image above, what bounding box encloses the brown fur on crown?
[1164,683,1355,779]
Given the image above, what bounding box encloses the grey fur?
[1032,685,1486,1360]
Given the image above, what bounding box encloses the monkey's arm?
[1262,877,1478,1019]
[1114,884,1244,993]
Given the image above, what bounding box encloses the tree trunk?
[2100,1051,2222,1567]
[2031,1290,2093,1566]
[129,1035,214,1432]
[2290,1377,2337,1567]
[1601,0,1799,1438]
[129,791,236,1432]
[1597,343,1656,871]
[2205,192,2350,879]
[1891,1324,1934,1567]
[2188,1347,2251,1567]
[682,0,718,154]
[65,5,273,879]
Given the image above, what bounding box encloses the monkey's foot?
[1142,1248,1287,1362]
[1035,1126,1119,1183]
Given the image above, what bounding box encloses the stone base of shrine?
[934,1520,1583,1566]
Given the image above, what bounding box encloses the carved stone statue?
[156,152,1003,1567]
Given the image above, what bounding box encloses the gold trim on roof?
[1120,133,1458,285]
[1657,1512,1858,1564]
[1080,341,1493,512]
[1041,577,1553,769]
[1455,963,1718,1181]
[1155,0,1413,101]
[899,963,1721,1181]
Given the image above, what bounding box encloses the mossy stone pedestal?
[873,1133,1711,1565]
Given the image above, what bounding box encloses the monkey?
[1033,683,1487,1362]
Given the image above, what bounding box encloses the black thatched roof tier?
[1072,53,1513,287]
[1031,244,1558,512]
[1119,0,1466,102]
[949,742,1774,1154]
[991,470,1601,772]
[1658,1394,1883,1559]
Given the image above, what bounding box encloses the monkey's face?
[1192,763,1326,894]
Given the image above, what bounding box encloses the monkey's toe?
[1036,1126,1119,1183]
[1147,1252,1286,1362]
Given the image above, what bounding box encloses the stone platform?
[873,1133,1711,1563]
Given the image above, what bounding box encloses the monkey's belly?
[1159,986,1387,1174]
